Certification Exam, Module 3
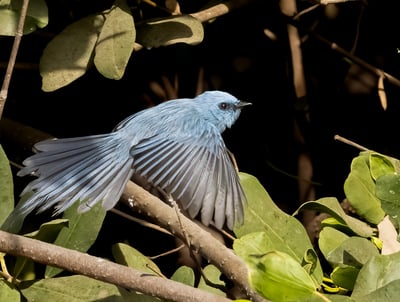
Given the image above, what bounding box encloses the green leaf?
[244,250,317,302]
[0,0,48,36]
[11,0,48,28]
[0,279,20,302]
[198,265,225,296]
[327,237,379,268]
[136,15,204,48]
[45,201,106,277]
[13,219,69,280]
[369,152,395,181]
[375,174,400,218]
[294,197,375,237]
[24,218,69,242]
[321,217,355,236]
[94,0,135,79]
[344,154,385,224]
[318,227,349,263]
[235,173,323,284]
[352,251,400,300]
[331,266,359,291]
[1,193,32,234]
[21,275,125,302]
[112,242,161,275]
[322,295,356,301]
[170,266,195,287]
[0,145,14,225]
[40,13,105,91]
[234,231,321,290]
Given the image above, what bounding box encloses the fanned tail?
[15,132,133,217]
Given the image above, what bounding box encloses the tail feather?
[17,133,133,216]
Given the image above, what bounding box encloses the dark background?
[1,0,400,275]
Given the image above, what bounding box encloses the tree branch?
[0,230,231,302]
[120,181,265,302]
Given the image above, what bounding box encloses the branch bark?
[0,230,230,302]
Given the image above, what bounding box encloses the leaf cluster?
[234,151,400,302]
[0,0,204,91]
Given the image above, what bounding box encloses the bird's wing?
[130,128,246,230]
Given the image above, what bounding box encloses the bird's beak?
[236,101,252,108]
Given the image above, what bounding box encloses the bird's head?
[194,91,251,132]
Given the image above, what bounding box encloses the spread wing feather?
[16,133,133,216]
[130,129,246,229]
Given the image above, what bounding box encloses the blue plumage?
[13,90,250,230]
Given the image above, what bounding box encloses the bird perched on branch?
[6,91,250,231]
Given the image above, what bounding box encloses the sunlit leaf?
[40,13,105,91]
[344,153,385,225]
[236,173,323,284]
[352,251,400,300]
[0,145,14,225]
[331,266,359,291]
[319,227,349,262]
[321,217,355,236]
[0,9,37,35]
[369,152,395,180]
[198,265,225,296]
[94,0,135,79]
[376,174,400,218]
[0,0,48,36]
[294,197,375,238]
[243,250,318,302]
[327,237,379,268]
[0,279,20,302]
[136,15,203,48]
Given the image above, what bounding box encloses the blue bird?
[9,91,250,231]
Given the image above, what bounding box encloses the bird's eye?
[218,102,229,110]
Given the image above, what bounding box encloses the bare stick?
[334,134,370,151]
[0,0,30,119]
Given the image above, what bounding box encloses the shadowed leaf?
[136,15,203,48]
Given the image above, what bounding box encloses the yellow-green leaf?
[112,242,161,275]
[94,0,135,79]
[0,145,14,225]
[245,250,316,302]
[344,154,385,224]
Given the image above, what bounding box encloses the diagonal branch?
[0,230,231,302]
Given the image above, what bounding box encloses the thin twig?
[334,134,370,151]
[110,208,172,236]
[0,0,30,119]
[148,244,185,260]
